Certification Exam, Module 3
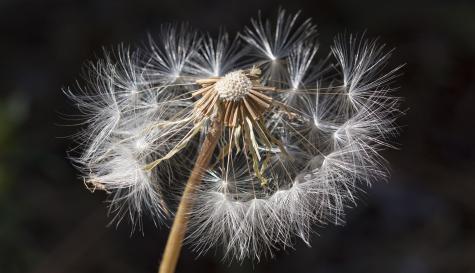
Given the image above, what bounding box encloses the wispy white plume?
[67,9,402,261]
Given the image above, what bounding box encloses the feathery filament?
[67,9,402,261]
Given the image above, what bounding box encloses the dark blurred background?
[1,0,474,272]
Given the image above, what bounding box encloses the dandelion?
[67,9,402,273]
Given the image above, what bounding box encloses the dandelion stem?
[158,114,223,273]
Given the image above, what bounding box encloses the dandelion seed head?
[67,9,402,261]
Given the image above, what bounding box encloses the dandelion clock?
[67,9,402,273]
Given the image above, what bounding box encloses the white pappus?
[66,9,402,261]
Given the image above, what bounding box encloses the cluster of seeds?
[215,70,253,101]
[68,9,401,260]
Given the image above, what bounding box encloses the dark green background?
[1,0,474,272]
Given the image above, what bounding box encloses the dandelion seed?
[67,9,402,272]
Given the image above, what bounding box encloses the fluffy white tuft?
[68,10,402,260]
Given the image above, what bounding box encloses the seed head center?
[215,70,252,101]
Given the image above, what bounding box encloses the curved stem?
[158,116,223,273]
